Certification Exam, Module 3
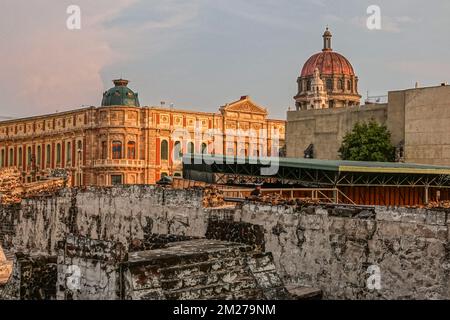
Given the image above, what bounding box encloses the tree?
[338,120,395,162]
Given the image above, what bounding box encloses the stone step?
[158,256,249,280]
[126,239,253,269]
[160,268,255,291]
[164,277,260,300]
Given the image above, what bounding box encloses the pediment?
[222,96,268,115]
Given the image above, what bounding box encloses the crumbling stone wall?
[235,203,450,299]
[0,186,205,256]
[0,253,57,300]
[1,186,450,299]
[57,235,126,300]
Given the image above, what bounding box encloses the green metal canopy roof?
[186,154,450,175]
[183,154,450,188]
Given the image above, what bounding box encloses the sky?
[1,0,449,119]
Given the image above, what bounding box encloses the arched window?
[36,146,41,167]
[127,141,136,159]
[299,81,303,93]
[173,141,182,161]
[161,140,169,161]
[188,142,194,154]
[326,79,333,90]
[0,149,4,167]
[27,146,32,166]
[201,143,207,154]
[338,79,343,90]
[9,149,13,166]
[347,80,352,91]
[66,142,71,164]
[56,144,61,165]
[306,80,311,91]
[46,145,51,166]
[112,141,122,159]
[18,147,22,167]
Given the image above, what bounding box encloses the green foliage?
[338,120,395,162]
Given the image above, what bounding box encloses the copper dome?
[300,51,355,77]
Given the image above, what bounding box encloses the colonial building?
[0,79,285,186]
[294,28,361,110]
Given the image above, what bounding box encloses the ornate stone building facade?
[0,80,285,186]
[294,28,361,110]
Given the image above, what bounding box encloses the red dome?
[301,51,355,77]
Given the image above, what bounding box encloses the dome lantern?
[322,27,332,51]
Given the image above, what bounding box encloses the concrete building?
[0,79,285,186]
[287,84,450,166]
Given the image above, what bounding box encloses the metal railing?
[93,159,145,168]
[221,188,356,205]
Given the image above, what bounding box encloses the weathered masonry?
[1,186,450,299]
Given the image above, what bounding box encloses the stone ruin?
[1,185,450,300]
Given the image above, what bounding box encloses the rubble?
[0,167,69,205]
[202,186,225,208]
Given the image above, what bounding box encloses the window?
[77,141,83,164]
[326,79,333,90]
[27,147,32,166]
[66,142,71,164]
[161,140,168,161]
[161,172,168,178]
[0,149,4,168]
[328,100,334,109]
[46,145,51,166]
[347,80,352,91]
[101,141,107,159]
[188,142,194,154]
[111,175,123,185]
[299,81,303,92]
[18,148,22,167]
[201,143,207,154]
[56,144,61,165]
[174,172,182,177]
[306,80,311,91]
[173,141,182,161]
[9,149,13,166]
[37,146,41,167]
[127,141,136,159]
[338,79,343,90]
[112,141,122,159]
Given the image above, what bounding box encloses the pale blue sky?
[1,0,449,119]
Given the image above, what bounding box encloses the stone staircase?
[122,239,291,300]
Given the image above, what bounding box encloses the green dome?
[101,79,140,107]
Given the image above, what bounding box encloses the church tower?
[294,28,361,110]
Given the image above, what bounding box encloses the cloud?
[0,0,140,116]
[350,14,418,33]
[0,0,202,117]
